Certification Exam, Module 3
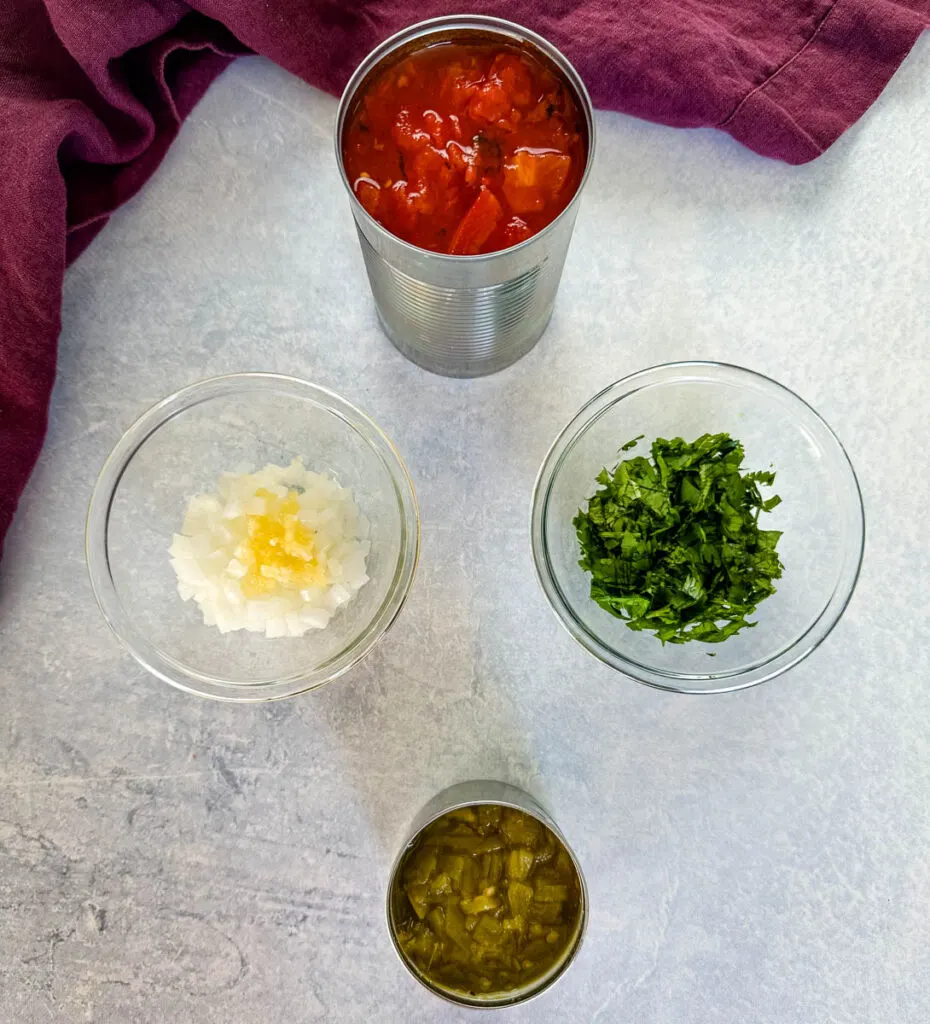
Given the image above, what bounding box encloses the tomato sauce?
[342,41,587,256]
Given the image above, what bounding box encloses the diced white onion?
[169,458,370,638]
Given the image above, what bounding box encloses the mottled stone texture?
[2,39,929,1024]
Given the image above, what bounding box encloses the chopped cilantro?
[573,433,784,644]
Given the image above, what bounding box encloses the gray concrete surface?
[2,37,929,1023]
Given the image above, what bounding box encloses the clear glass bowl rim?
[85,372,420,702]
[530,361,866,695]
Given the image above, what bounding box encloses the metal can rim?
[334,14,597,265]
[385,780,589,1009]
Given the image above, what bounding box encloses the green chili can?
[386,780,588,1008]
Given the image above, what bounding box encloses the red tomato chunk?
[342,42,586,255]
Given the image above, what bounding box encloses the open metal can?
[335,16,596,378]
[386,780,588,1008]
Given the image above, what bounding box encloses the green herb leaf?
[573,433,784,644]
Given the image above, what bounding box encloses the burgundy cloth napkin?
[1,1,928,558]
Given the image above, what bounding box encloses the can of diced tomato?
[335,16,596,378]
[386,780,589,1008]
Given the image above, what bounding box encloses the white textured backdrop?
[1,35,928,1024]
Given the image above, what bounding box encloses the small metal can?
[386,780,588,1008]
[335,16,596,378]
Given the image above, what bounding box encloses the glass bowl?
[531,362,865,694]
[86,373,419,701]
